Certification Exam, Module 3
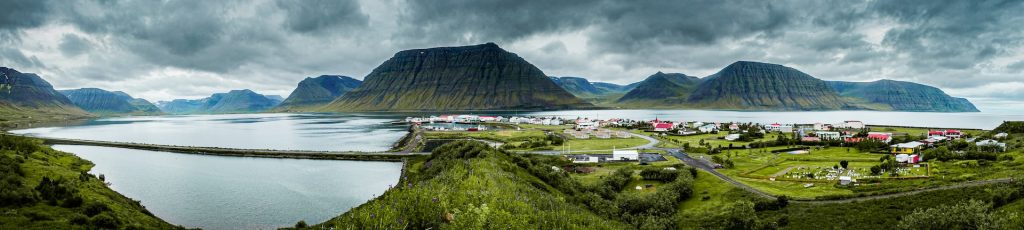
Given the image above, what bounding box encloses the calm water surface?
[53,145,402,230]
[14,113,408,151]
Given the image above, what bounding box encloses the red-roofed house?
[945,130,962,139]
[928,130,945,137]
[844,137,863,143]
[867,132,893,143]
[653,123,675,132]
[801,137,821,142]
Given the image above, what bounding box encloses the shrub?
[89,213,120,229]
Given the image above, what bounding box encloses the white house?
[576,122,598,130]
[994,133,1009,139]
[699,124,719,133]
[976,140,1008,152]
[841,120,865,129]
[571,155,600,163]
[816,131,841,140]
[779,125,794,133]
[612,150,640,161]
[813,123,830,131]
[725,134,741,141]
[839,176,853,185]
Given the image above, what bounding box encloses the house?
[976,140,1008,152]
[867,132,893,143]
[725,134,741,141]
[779,125,794,133]
[765,123,782,132]
[801,137,821,142]
[994,133,1009,139]
[908,154,922,164]
[570,155,599,163]
[691,121,705,128]
[844,137,863,143]
[729,123,740,131]
[813,122,831,131]
[576,122,598,130]
[945,130,962,139]
[842,121,865,129]
[928,130,946,138]
[698,124,719,133]
[891,141,925,154]
[478,116,499,122]
[816,131,841,140]
[612,150,639,161]
[653,122,675,132]
[839,176,853,185]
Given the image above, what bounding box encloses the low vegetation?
[0,134,180,229]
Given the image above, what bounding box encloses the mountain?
[157,89,281,114]
[617,72,702,106]
[686,61,853,110]
[549,76,606,97]
[829,80,979,112]
[321,43,592,111]
[59,88,161,115]
[273,75,362,112]
[0,67,91,125]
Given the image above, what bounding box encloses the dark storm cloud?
[398,0,598,45]
[277,0,369,33]
[58,34,92,57]
[872,0,1024,70]
[0,0,51,31]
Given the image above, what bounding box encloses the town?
[398,114,1017,199]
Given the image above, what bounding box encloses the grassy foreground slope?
[310,141,628,229]
[0,135,180,229]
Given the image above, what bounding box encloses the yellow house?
[891,141,925,154]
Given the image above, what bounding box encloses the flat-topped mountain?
[273,75,362,112]
[320,43,592,111]
[157,89,282,114]
[687,61,852,110]
[617,72,702,106]
[0,67,90,121]
[59,88,161,115]
[829,80,978,112]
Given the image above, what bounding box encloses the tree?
[898,200,1014,230]
[840,160,849,169]
[870,165,882,175]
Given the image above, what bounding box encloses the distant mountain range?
[157,89,282,114]
[320,43,592,112]
[556,61,977,112]
[273,75,362,112]
[59,88,161,115]
[0,67,91,124]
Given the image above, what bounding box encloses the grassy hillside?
[0,135,180,229]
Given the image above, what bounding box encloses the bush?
[295,220,308,228]
[83,201,110,217]
[89,213,120,229]
[639,168,680,182]
[69,213,89,225]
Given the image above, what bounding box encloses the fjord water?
[52,145,402,230]
[13,113,408,151]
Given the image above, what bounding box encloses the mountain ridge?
[273,75,362,112]
[59,88,161,115]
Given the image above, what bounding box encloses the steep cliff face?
[321,43,592,111]
[157,89,281,114]
[829,80,979,112]
[0,67,90,118]
[274,75,362,111]
[59,88,161,115]
[617,72,702,105]
[687,61,851,110]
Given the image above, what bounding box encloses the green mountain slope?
[311,141,629,229]
[273,75,361,112]
[592,82,639,93]
[59,88,161,115]
[617,72,702,107]
[157,89,281,114]
[829,80,979,112]
[550,76,608,98]
[687,61,853,110]
[1,67,92,127]
[0,135,180,229]
[320,43,592,112]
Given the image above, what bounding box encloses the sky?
[1,0,1022,110]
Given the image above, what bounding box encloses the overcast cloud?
[0,0,1021,110]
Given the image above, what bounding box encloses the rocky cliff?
[59,88,161,115]
[274,75,361,111]
[829,80,978,112]
[320,43,592,111]
[0,67,90,120]
[686,61,852,110]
